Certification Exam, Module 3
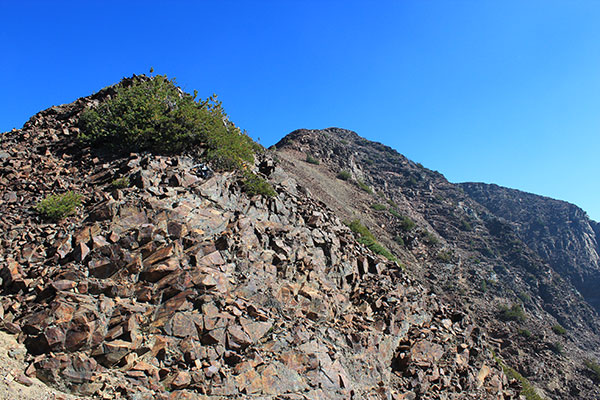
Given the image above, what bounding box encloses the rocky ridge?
[273,127,600,399]
[0,86,517,398]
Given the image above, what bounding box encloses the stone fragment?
[15,373,34,386]
[410,340,444,367]
[140,257,179,282]
[240,318,273,343]
[88,258,117,278]
[167,312,203,338]
[1,260,26,292]
[227,325,252,349]
[477,364,491,387]
[144,243,176,265]
[171,371,191,390]
[52,280,77,291]
[168,221,188,239]
[55,235,73,259]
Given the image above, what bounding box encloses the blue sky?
[1,1,599,220]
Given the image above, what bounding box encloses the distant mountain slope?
[274,127,600,400]
[460,182,600,313]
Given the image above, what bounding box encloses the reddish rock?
[140,257,179,282]
[167,221,188,239]
[227,325,252,349]
[170,371,191,390]
[144,243,177,265]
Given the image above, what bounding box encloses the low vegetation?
[357,179,373,194]
[519,328,532,338]
[371,203,387,211]
[386,198,399,209]
[423,231,439,245]
[437,250,453,263]
[337,170,351,181]
[493,352,544,400]
[498,303,526,322]
[460,219,473,231]
[241,172,276,198]
[388,207,402,218]
[550,342,564,355]
[552,324,567,335]
[111,176,130,189]
[584,359,600,382]
[305,154,320,165]
[36,191,82,221]
[518,291,532,304]
[79,74,258,171]
[394,235,405,246]
[346,219,397,262]
[399,216,416,231]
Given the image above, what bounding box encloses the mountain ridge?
[1,79,600,399]
[273,126,600,399]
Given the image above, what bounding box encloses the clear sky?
[1,1,599,220]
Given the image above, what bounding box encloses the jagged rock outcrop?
[0,86,518,399]
[274,127,600,400]
[460,183,600,313]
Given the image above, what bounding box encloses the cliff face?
[0,86,515,399]
[459,183,600,313]
[273,128,600,400]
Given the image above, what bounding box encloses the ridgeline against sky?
[1,1,598,219]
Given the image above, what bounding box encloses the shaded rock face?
[0,102,515,398]
[460,183,600,313]
[274,128,600,400]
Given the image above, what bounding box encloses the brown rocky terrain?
[273,127,600,399]
[0,79,599,399]
[0,81,521,399]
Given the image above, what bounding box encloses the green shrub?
[36,191,82,221]
[423,231,439,245]
[394,235,405,246]
[460,219,473,231]
[337,170,351,180]
[371,203,387,211]
[305,154,320,165]
[357,180,373,194]
[481,280,488,293]
[241,172,276,197]
[584,359,600,382]
[399,216,416,231]
[498,303,526,322]
[552,324,567,335]
[519,328,532,338]
[550,341,564,355]
[518,291,532,304]
[388,208,401,218]
[79,75,257,170]
[437,250,453,263]
[111,176,130,189]
[345,219,397,262]
[386,198,399,209]
[493,352,543,400]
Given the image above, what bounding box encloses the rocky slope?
[0,82,520,399]
[273,128,600,399]
[460,183,600,313]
